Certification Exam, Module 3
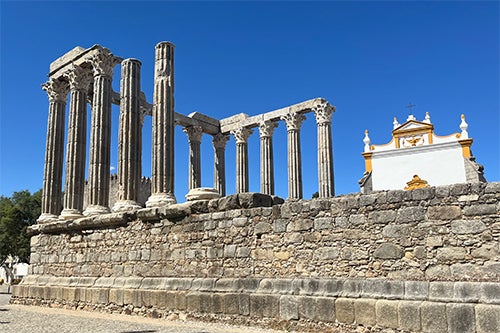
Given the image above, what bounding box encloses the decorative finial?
[423,112,431,124]
[393,117,400,129]
[363,130,371,152]
[459,114,468,139]
[406,103,416,121]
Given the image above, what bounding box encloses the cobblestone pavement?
[0,286,282,333]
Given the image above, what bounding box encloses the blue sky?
[1,1,499,201]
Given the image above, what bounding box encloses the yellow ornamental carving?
[404,175,430,190]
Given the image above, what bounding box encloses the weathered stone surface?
[398,301,421,332]
[427,205,462,220]
[368,210,397,224]
[373,243,404,259]
[354,299,376,326]
[238,192,273,208]
[451,220,487,234]
[447,303,475,333]
[436,247,466,261]
[376,300,398,328]
[396,207,425,223]
[421,301,447,333]
[279,295,298,320]
[475,304,500,333]
[335,298,354,324]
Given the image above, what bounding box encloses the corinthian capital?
[313,102,335,125]
[183,126,203,143]
[42,78,70,103]
[281,112,306,131]
[64,65,93,91]
[91,50,117,78]
[258,120,278,138]
[231,127,253,144]
[213,133,229,149]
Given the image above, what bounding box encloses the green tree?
[0,189,41,263]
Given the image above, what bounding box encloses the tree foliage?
[0,189,41,263]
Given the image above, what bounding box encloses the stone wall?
[12,182,500,332]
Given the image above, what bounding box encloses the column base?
[59,209,84,220]
[145,193,177,207]
[37,213,59,224]
[83,205,110,216]
[112,200,142,213]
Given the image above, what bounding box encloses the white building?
[359,112,486,193]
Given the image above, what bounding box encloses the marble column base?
[83,205,110,216]
[59,209,83,220]
[145,193,177,207]
[112,200,142,213]
[37,213,60,224]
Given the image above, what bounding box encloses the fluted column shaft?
[147,41,176,207]
[113,59,142,212]
[282,112,306,199]
[213,133,229,196]
[231,127,253,193]
[60,67,92,219]
[85,51,115,216]
[38,79,69,223]
[259,120,278,195]
[184,126,203,190]
[314,103,336,198]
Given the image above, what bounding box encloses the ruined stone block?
[280,295,299,320]
[398,301,421,332]
[250,294,279,318]
[376,299,399,328]
[335,298,354,324]
[421,301,447,333]
[404,280,429,300]
[429,282,454,301]
[476,304,500,333]
[447,303,475,333]
[354,299,376,326]
[373,242,404,259]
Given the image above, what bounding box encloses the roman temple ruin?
[12,42,500,333]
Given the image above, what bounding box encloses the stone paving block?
[198,293,212,313]
[475,304,500,333]
[313,297,335,322]
[90,288,109,304]
[49,286,62,300]
[398,300,421,332]
[212,293,224,313]
[376,299,398,328]
[335,298,355,324]
[354,299,376,326]
[421,301,447,333]
[140,290,154,307]
[62,287,76,301]
[250,294,279,318]
[238,293,250,316]
[446,303,475,333]
[280,295,299,320]
[175,291,187,310]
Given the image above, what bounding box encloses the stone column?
[212,133,229,196]
[281,112,306,199]
[259,120,278,195]
[60,66,93,220]
[38,78,69,223]
[112,59,142,212]
[231,127,253,193]
[146,41,176,207]
[84,50,116,216]
[183,126,203,190]
[313,102,336,198]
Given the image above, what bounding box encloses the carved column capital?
[258,120,278,138]
[42,78,70,103]
[213,133,230,149]
[231,127,253,144]
[313,102,335,125]
[281,112,306,132]
[90,50,117,78]
[63,66,93,92]
[183,126,203,143]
